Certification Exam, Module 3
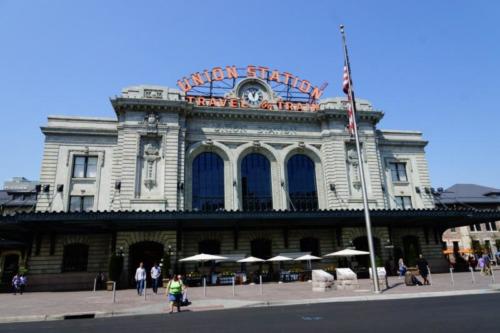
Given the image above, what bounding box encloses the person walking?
[12,273,20,295]
[416,254,430,285]
[19,274,27,295]
[135,262,146,296]
[482,253,491,276]
[397,258,407,278]
[151,263,161,294]
[165,274,183,313]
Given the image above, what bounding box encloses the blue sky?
[0,0,499,188]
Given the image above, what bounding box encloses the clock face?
[241,85,265,107]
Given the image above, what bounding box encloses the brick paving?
[0,271,497,322]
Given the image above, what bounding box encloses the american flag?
[343,64,355,135]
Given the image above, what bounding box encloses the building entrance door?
[128,242,164,287]
[1,254,19,290]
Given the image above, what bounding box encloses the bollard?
[469,266,476,284]
[144,279,147,300]
[93,278,97,292]
[427,266,432,285]
[203,277,206,297]
[232,277,235,297]
[259,275,263,296]
[449,268,454,286]
[491,266,496,283]
[112,282,116,303]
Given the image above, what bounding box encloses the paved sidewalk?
[0,271,497,323]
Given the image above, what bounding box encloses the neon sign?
[177,65,326,112]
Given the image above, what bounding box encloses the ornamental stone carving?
[346,145,362,196]
[144,113,159,134]
[143,143,160,189]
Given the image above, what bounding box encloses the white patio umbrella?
[323,249,370,257]
[237,256,266,263]
[294,254,322,270]
[179,253,228,296]
[267,255,293,262]
[179,253,228,262]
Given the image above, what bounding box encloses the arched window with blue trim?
[192,152,224,211]
[286,154,318,210]
[241,153,272,211]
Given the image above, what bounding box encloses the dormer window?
[72,156,97,178]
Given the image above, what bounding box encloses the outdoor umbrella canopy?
[294,254,322,261]
[323,249,370,257]
[294,254,322,270]
[237,256,266,263]
[267,255,293,262]
[179,253,228,262]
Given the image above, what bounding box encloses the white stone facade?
[35,82,434,213]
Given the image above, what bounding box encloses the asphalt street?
[1,294,499,333]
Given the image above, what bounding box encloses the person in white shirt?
[150,263,161,294]
[135,262,146,296]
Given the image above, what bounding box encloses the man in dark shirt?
[416,254,430,285]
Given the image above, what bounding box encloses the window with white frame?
[485,222,497,231]
[72,156,98,178]
[389,162,408,182]
[69,196,94,212]
[470,224,482,232]
[395,196,412,209]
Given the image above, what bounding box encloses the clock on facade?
[240,84,266,107]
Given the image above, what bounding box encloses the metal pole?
[340,24,380,293]
[112,282,116,303]
[259,275,263,295]
[232,277,235,296]
[491,265,495,283]
[427,266,432,285]
[470,266,476,284]
[93,278,96,292]
[449,268,454,286]
[144,279,147,300]
[203,277,206,297]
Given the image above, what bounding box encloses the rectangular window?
[389,162,408,182]
[492,222,498,231]
[486,223,492,231]
[475,224,482,232]
[69,196,94,212]
[453,241,460,252]
[470,225,475,232]
[395,196,412,209]
[72,156,98,178]
[450,227,456,232]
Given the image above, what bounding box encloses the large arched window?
[241,153,272,211]
[192,152,225,212]
[251,239,272,260]
[300,237,320,256]
[198,240,221,254]
[287,154,318,210]
[62,243,89,272]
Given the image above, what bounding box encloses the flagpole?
[340,25,380,293]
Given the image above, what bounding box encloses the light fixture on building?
[57,184,64,192]
[43,185,50,193]
[329,184,336,192]
[424,187,431,194]
[177,181,184,190]
[35,184,41,193]
[117,246,124,256]
[384,239,394,249]
[381,184,386,193]
[415,186,421,194]
[233,180,237,187]
[114,181,121,191]
[281,180,285,187]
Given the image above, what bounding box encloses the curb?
[0,288,497,324]
[246,288,499,308]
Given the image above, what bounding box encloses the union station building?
[1,66,499,290]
